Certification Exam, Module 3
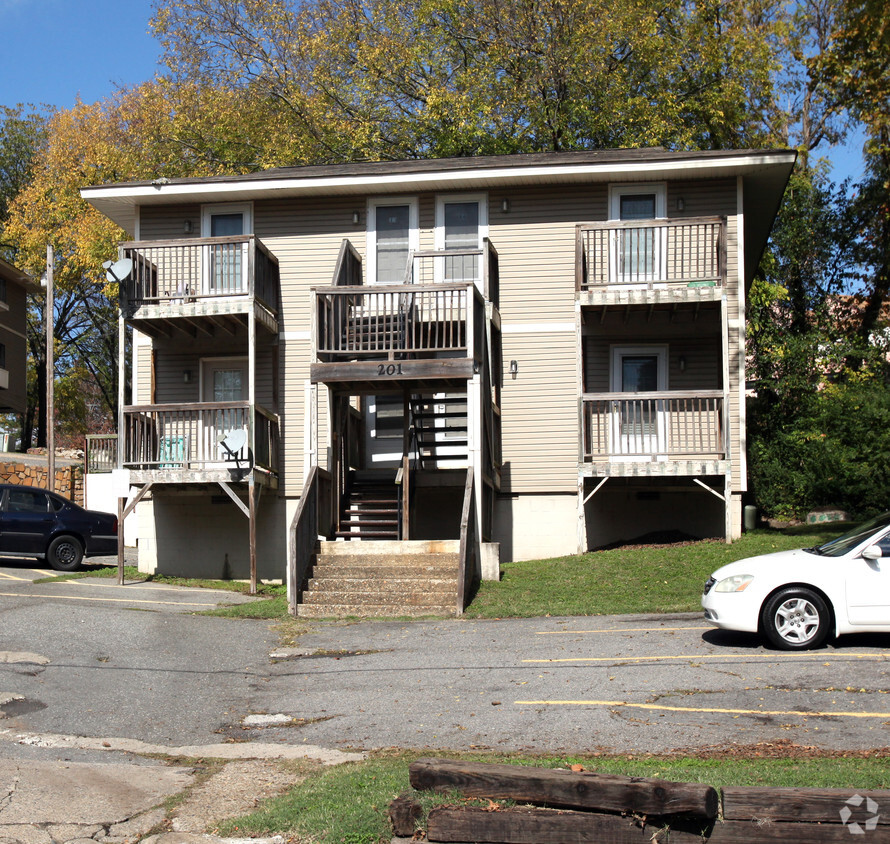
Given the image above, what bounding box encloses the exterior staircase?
[296,539,461,618]
[336,470,400,540]
[410,394,468,469]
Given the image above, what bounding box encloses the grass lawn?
[216,749,890,844]
[466,525,848,618]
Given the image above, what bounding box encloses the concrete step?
[315,553,459,568]
[318,539,460,556]
[302,589,455,607]
[311,564,458,578]
[297,603,456,619]
[307,577,457,594]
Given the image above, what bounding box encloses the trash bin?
[744,505,758,531]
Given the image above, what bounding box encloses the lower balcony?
[580,391,728,477]
[121,402,279,485]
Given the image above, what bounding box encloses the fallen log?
[410,757,718,818]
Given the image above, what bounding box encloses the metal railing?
[576,217,726,290]
[121,401,279,473]
[84,434,117,473]
[120,235,280,311]
[581,391,725,461]
[314,282,483,361]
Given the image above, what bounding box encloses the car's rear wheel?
[762,587,831,650]
[47,535,84,572]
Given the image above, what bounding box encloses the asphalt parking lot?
[257,614,890,754]
[1,560,889,757]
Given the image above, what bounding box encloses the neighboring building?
[81,148,795,610]
[0,257,37,425]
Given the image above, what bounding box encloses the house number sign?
[377,363,404,375]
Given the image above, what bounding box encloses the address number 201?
[377,363,403,376]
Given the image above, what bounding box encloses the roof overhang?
[81,148,796,286]
[0,257,39,293]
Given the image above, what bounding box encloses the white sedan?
[702,513,890,649]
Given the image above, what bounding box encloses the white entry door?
[201,204,252,295]
[610,346,667,457]
[202,359,248,464]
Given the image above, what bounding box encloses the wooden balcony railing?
[85,434,117,473]
[121,401,279,474]
[576,217,726,290]
[407,239,500,304]
[120,235,280,312]
[314,282,485,362]
[581,391,725,461]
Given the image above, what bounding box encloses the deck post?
[249,475,257,593]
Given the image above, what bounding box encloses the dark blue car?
[0,484,118,571]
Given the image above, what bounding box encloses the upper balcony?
[119,236,281,338]
[310,239,500,393]
[576,216,726,308]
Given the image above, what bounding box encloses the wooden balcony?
[310,243,499,393]
[576,217,726,307]
[121,401,279,486]
[580,391,728,477]
[119,236,280,337]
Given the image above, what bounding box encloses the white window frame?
[609,344,668,458]
[366,197,419,285]
[200,202,254,237]
[199,203,254,295]
[608,183,667,286]
[433,193,489,288]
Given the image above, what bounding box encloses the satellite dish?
[102,258,133,284]
[218,428,248,461]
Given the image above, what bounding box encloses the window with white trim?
[367,198,419,284]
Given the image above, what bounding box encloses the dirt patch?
[167,759,309,835]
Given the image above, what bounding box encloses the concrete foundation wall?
[583,481,725,550]
[135,491,286,580]
[493,493,577,562]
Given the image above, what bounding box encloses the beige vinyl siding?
[139,205,201,241]
[134,340,152,404]
[280,339,311,495]
[500,331,577,493]
[491,184,605,322]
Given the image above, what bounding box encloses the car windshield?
[807,512,890,557]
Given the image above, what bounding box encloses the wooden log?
[426,807,890,844]
[410,758,718,818]
[426,806,690,843]
[389,792,423,837]
[711,820,890,842]
[723,786,890,824]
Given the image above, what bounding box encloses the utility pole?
[45,245,54,492]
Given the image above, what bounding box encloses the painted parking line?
[515,699,890,720]
[536,626,712,635]
[0,571,36,582]
[0,590,219,608]
[524,652,888,664]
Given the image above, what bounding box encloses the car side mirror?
[862,545,882,561]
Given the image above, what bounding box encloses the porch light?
[676,197,685,212]
[510,359,518,378]
[183,369,192,383]
[679,356,687,372]
[352,211,361,224]
[183,219,193,234]
[501,199,510,213]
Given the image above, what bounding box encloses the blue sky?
[0,0,868,183]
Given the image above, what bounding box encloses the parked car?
[0,484,118,571]
[702,513,890,650]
